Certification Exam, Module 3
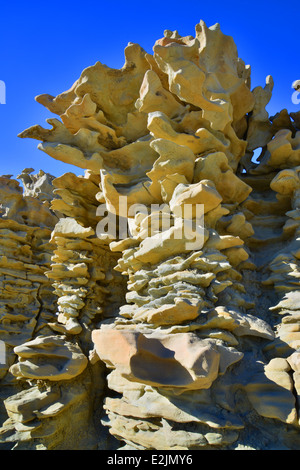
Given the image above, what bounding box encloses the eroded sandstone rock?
[0,20,299,450]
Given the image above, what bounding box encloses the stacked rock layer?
[0,21,299,450]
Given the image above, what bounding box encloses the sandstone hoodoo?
[0,20,299,450]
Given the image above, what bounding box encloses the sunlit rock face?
[0,20,299,450]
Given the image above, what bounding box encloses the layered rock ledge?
[0,21,299,450]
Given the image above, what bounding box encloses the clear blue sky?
[0,0,299,179]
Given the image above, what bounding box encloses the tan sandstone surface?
[0,21,299,450]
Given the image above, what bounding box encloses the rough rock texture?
[0,21,300,450]
[0,171,126,449]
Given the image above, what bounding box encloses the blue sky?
[0,0,299,179]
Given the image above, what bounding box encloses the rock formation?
[0,20,299,450]
[0,171,126,449]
